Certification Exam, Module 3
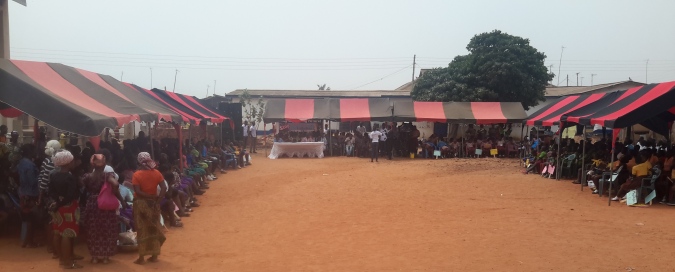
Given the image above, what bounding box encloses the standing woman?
[17,144,41,248]
[49,150,83,269]
[132,152,167,265]
[83,154,128,264]
[369,124,382,163]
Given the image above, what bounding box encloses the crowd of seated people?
[270,122,525,160]
[523,133,675,205]
[0,128,252,268]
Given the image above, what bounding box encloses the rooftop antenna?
[149,67,153,89]
[214,80,217,95]
[557,46,565,86]
[576,72,580,86]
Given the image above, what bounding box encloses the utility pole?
[548,65,554,84]
[172,69,179,92]
[591,74,597,86]
[206,85,210,98]
[149,68,153,89]
[566,74,569,86]
[412,54,416,81]
[576,72,580,86]
[557,46,565,86]
[213,80,217,95]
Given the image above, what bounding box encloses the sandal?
[63,262,83,269]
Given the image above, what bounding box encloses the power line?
[346,65,413,90]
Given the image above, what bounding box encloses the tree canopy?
[411,30,553,110]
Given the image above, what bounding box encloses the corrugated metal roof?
[544,81,643,96]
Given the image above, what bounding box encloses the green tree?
[239,89,265,130]
[411,30,553,109]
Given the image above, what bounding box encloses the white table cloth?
[268,142,325,159]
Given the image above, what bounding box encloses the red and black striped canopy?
[393,101,527,124]
[563,81,675,131]
[0,59,182,136]
[328,98,392,122]
[263,99,331,123]
[525,93,613,126]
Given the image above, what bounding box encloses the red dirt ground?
[1,154,674,271]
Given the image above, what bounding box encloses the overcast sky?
[9,0,675,98]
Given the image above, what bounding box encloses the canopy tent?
[525,93,614,126]
[263,98,331,123]
[562,82,675,135]
[0,101,22,118]
[328,98,392,122]
[125,84,203,124]
[162,90,233,127]
[0,59,182,136]
[392,101,527,124]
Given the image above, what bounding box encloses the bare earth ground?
[1,153,675,271]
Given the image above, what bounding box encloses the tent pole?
[149,121,155,160]
[608,148,615,206]
[580,125,587,192]
[459,124,467,158]
[556,122,563,180]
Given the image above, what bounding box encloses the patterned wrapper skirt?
[84,195,118,258]
[51,200,80,238]
[133,197,166,257]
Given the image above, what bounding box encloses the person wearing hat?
[48,150,84,269]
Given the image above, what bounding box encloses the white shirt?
[356,126,366,135]
[242,125,249,137]
[379,129,388,141]
[369,131,382,143]
[249,125,257,137]
[102,165,119,181]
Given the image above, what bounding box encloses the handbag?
[97,178,119,210]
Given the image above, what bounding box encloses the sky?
[8,0,675,98]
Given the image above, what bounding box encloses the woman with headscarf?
[38,140,61,254]
[83,153,129,264]
[49,150,83,269]
[132,152,167,265]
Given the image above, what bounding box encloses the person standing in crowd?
[369,124,382,163]
[49,150,83,269]
[17,143,40,248]
[242,121,249,149]
[38,140,61,254]
[385,125,394,160]
[379,124,388,157]
[344,133,355,157]
[83,153,128,264]
[356,122,366,137]
[132,152,167,265]
[249,122,257,153]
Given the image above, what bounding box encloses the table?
[268,142,325,159]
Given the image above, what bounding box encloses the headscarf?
[45,140,61,157]
[137,152,157,170]
[52,150,74,167]
[90,154,106,168]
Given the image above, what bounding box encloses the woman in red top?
[132,152,167,265]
